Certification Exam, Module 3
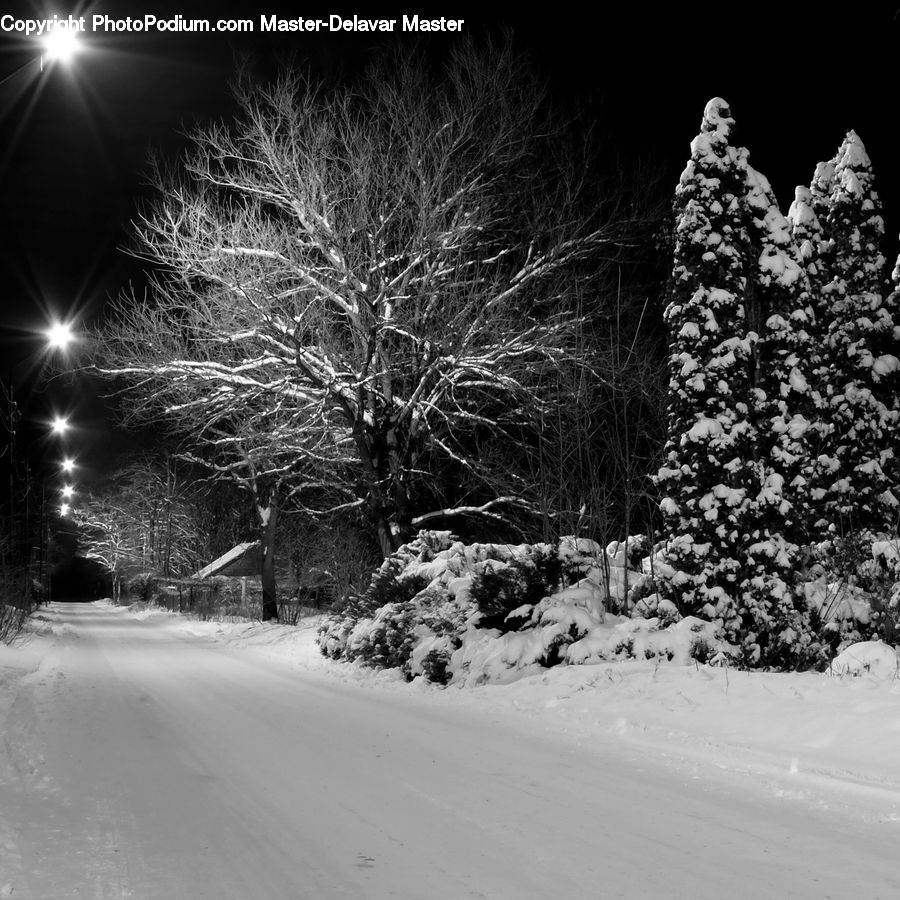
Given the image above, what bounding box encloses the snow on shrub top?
[827,641,899,679]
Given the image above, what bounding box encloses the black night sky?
[1,1,898,483]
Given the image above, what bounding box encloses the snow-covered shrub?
[630,591,681,627]
[620,533,652,574]
[454,613,737,687]
[0,602,27,645]
[319,531,475,669]
[319,530,747,685]
[418,649,451,685]
[827,641,900,679]
[871,539,900,636]
[469,544,583,632]
[334,576,472,684]
[346,600,421,672]
[872,537,900,575]
[126,572,159,604]
[364,570,433,618]
[806,532,900,649]
[0,562,33,644]
[319,531,591,679]
[338,583,471,679]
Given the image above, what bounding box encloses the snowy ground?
[1,602,898,899]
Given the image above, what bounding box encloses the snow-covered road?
[1,603,898,899]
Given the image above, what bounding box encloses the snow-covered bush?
[806,532,900,648]
[126,572,159,604]
[318,531,588,680]
[318,531,742,685]
[318,525,900,684]
[0,597,28,645]
[469,544,585,632]
[344,600,422,672]
[827,641,900,679]
[0,560,32,644]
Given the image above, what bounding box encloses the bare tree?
[77,457,213,604]
[94,40,640,563]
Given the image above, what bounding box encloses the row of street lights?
[37,34,83,520]
[2,27,85,600]
[4,27,85,519]
[45,320,77,517]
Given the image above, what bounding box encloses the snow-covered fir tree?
[884,256,900,351]
[656,98,756,625]
[656,99,818,666]
[871,254,900,500]
[806,132,899,531]
[807,160,835,247]
[741,166,824,663]
[787,185,839,530]
[750,178,835,541]
[746,168,820,504]
[788,186,828,306]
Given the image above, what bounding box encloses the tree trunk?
[373,510,396,559]
[351,427,401,558]
[258,495,279,622]
[385,424,413,547]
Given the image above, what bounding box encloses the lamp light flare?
[50,415,70,435]
[61,485,74,499]
[60,503,70,517]
[46,320,75,350]
[61,457,75,473]
[42,27,80,65]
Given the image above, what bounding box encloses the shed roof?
[192,541,260,579]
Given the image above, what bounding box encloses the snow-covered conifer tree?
[741,168,824,663]
[808,160,835,243]
[883,256,900,352]
[788,186,828,299]
[657,99,826,667]
[751,179,832,540]
[869,255,900,514]
[809,132,898,530]
[787,185,837,530]
[656,99,767,661]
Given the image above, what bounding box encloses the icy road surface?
[1,603,898,899]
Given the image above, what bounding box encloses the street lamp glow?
[61,484,74,499]
[61,457,76,473]
[46,320,76,351]
[42,27,80,66]
[50,415,70,435]
[59,503,70,517]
